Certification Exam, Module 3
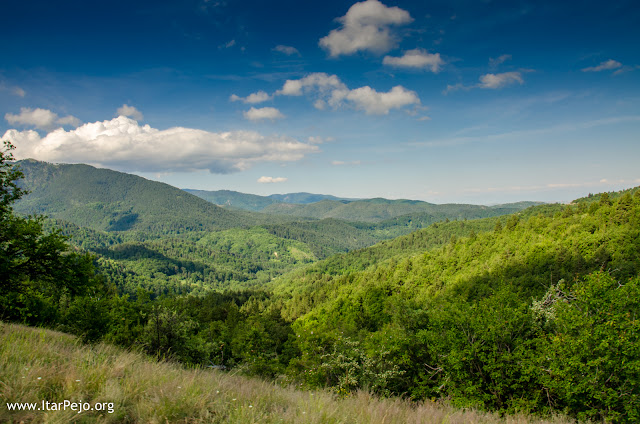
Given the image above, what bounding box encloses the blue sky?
[1,0,639,204]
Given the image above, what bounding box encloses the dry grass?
[1,322,576,424]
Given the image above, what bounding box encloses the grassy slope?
[0,322,574,424]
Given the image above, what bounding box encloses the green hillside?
[184,189,358,211]
[3,147,639,422]
[262,197,542,222]
[15,159,250,233]
[1,323,571,424]
[270,188,640,420]
[184,188,281,211]
[13,160,542,296]
[268,192,357,204]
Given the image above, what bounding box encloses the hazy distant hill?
[14,160,257,233]
[184,189,357,211]
[261,197,543,222]
[183,189,280,211]
[186,187,542,223]
[267,192,357,204]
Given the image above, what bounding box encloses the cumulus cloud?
[319,0,413,57]
[230,90,271,104]
[330,85,420,115]
[383,49,444,72]
[3,116,318,174]
[478,72,524,89]
[273,45,300,56]
[276,73,345,96]
[5,107,81,131]
[276,72,421,115]
[116,104,144,121]
[56,115,82,127]
[243,107,285,121]
[582,59,622,72]
[257,176,288,183]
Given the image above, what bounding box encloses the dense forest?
[2,142,639,422]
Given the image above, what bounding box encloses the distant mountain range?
[183,189,357,211]
[14,159,541,239]
[13,159,291,233]
[185,188,543,222]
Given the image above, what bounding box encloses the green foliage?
[261,196,541,223]
[6,148,640,422]
[14,159,268,234]
[183,188,281,211]
[276,189,640,421]
[0,143,100,326]
[541,272,640,422]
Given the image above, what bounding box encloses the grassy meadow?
[0,322,576,424]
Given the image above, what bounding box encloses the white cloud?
[5,107,81,131]
[3,116,318,174]
[331,85,420,115]
[319,0,413,57]
[56,115,82,127]
[489,54,512,69]
[273,45,300,56]
[442,83,467,94]
[230,90,271,104]
[243,107,285,121]
[314,99,327,110]
[383,49,444,72]
[478,72,524,89]
[582,59,623,72]
[276,73,346,96]
[116,104,144,121]
[444,71,526,94]
[257,176,288,183]
[276,73,421,115]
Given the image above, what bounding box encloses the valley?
[2,155,639,422]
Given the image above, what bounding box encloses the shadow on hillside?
[93,244,205,275]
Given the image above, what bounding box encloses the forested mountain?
[183,189,281,211]
[261,197,542,222]
[265,188,640,420]
[185,187,539,223]
[184,189,357,211]
[4,148,640,422]
[13,159,543,291]
[267,192,357,204]
[14,160,253,233]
